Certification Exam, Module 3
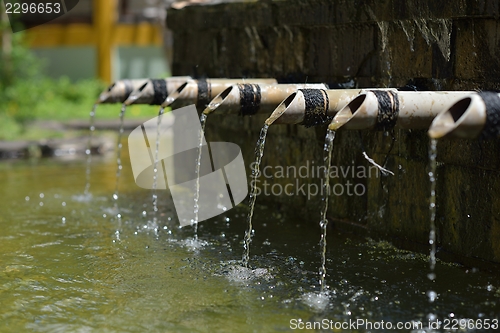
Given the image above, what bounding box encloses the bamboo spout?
[203,83,328,116]
[428,92,500,139]
[329,90,473,131]
[98,79,148,104]
[161,78,278,109]
[124,76,192,106]
[265,89,363,126]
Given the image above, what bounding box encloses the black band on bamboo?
[371,90,399,131]
[300,89,331,127]
[478,91,500,139]
[151,79,168,105]
[197,79,210,109]
[239,84,262,116]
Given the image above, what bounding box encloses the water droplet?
[117,213,122,219]
[103,214,107,218]
[427,290,438,302]
[142,210,147,217]
[62,202,66,207]
[25,196,30,201]
[39,202,43,206]
[39,193,44,199]
[61,217,66,223]
[113,194,118,200]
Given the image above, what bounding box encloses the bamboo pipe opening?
[428,94,487,139]
[265,92,300,125]
[328,94,366,130]
[161,81,190,108]
[203,86,235,115]
[328,93,374,131]
[124,81,149,106]
[96,83,115,103]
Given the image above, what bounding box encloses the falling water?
[151,107,165,225]
[318,129,336,292]
[427,138,438,304]
[192,113,208,238]
[112,104,127,214]
[242,124,269,268]
[83,104,97,196]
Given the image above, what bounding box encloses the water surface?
[0,148,499,332]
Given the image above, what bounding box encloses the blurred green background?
[0,0,170,141]
[0,29,163,141]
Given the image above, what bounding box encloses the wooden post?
[93,0,116,83]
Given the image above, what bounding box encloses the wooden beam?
[25,24,96,47]
[93,0,116,83]
[26,24,162,48]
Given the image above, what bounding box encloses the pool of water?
[0,150,499,332]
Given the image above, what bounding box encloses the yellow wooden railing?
[25,0,162,83]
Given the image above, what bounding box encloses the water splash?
[427,138,438,302]
[319,129,336,292]
[301,291,330,312]
[242,124,269,268]
[83,104,97,196]
[193,113,208,238]
[112,104,127,212]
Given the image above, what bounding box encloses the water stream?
[427,138,438,304]
[83,104,97,196]
[151,107,165,213]
[318,129,336,293]
[242,124,269,268]
[150,107,165,229]
[193,113,208,238]
[112,104,127,217]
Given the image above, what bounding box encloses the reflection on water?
[0,153,499,332]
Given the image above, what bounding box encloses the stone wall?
[167,0,500,267]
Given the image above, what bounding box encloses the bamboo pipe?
[161,78,278,109]
[124,76,192,106]
[97,79,148,104]
[202,83,328,116]
[328,90,473,131]
[428,92,500,139]
[264,89,363,126]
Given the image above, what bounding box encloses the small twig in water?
[362,151,394,176]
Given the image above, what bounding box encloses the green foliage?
[0,28,159,140]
